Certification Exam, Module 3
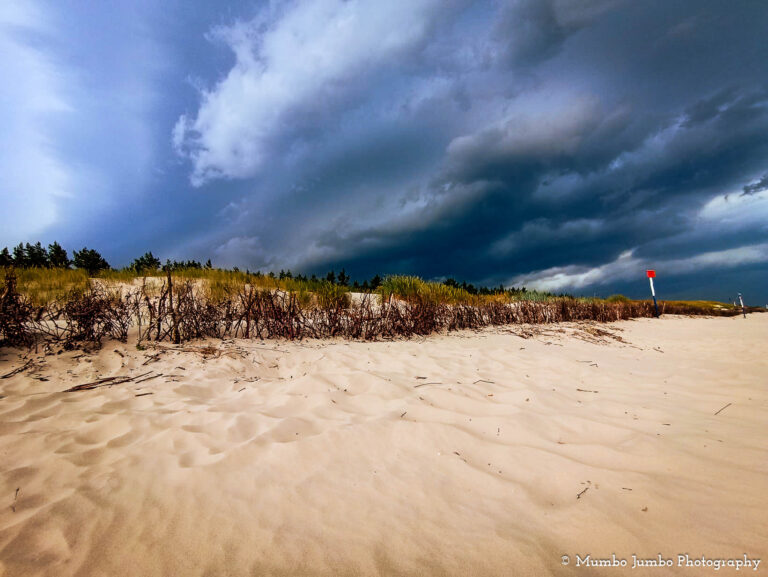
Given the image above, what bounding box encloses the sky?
[1,0,767,303]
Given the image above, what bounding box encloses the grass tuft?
[4,267,90,306]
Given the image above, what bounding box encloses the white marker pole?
[649,277,659,317]
[646,270,660,317]
[738,293,746,318]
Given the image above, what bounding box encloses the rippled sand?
[0,315,766,576]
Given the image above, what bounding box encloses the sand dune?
[0,315,766,576]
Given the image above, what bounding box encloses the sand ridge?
[0,315,766,576]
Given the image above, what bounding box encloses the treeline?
[0,243,193,275]
[0,241,532,296]
[1,242,109,274]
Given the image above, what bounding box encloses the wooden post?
[168,269,180,344]
[738,293,746,319]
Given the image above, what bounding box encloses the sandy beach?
[0,314,766,576]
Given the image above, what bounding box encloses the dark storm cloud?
[216,0,764,299]
[743,174,768,197]
[290,81,768,290]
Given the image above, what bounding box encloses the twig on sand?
[142,353,161,365]
[134,373,162,384]
[414,382,443,388]
[64,371,152,392]
[400,411,407,418]
[714,402,732,416]
[64,376,130,391]
[577,487,589,499]
[1,359,33,379]
[11,487,20,512]
[576,388,599,393]
[474,379,495,384]
[135,392,154,397]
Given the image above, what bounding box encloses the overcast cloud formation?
[2,0,768,302]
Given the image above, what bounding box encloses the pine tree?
[25,242,49,267]
[73,247,110,274]
[0,247,12,268]
[130,252,161,273]
[48,241,71,268]
[12,243,28,267]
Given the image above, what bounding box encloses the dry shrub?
[0,269,33,346]
[59,286,132,347]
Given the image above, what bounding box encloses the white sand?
[0,315,766,576]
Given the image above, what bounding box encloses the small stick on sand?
[64,371,152,392]
[576,487,589,499]
[414,382,442,388]
[142,354,161,366]
[576,388,599,393]
[714,402,732,416]
[400,411,407,418]
[1,360,33,379]
[11,487,20,513]
[135,392,154,397]
[473,379,495,384]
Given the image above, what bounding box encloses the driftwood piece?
[1,359,33,379]
[63,371,152,392]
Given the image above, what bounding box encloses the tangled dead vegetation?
[0,269,746,349]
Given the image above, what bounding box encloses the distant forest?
[0,241,523,296]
